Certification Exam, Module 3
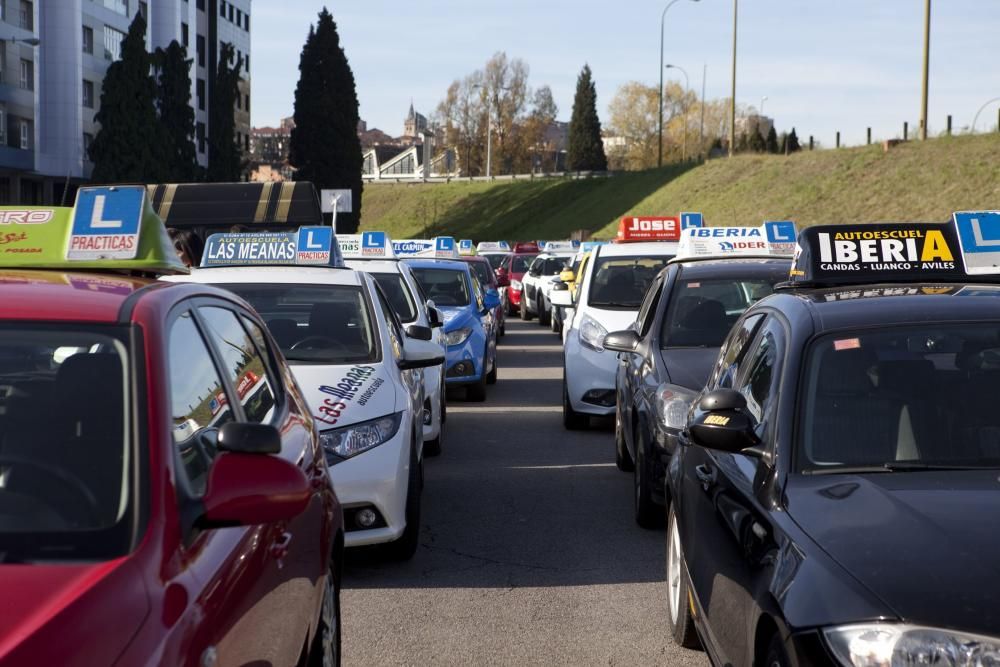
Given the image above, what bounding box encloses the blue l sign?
[763,221,797,243]
[680,212,703,229]
[68,186,145,260]
[362,231,386,249]
[296,226,333,265]
[954,211,1000,275]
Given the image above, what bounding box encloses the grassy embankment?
[359,133,1000,240]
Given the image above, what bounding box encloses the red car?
[0,187,344,666]
[461,254,506,336]
[498,242,539,316]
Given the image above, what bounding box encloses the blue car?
[406,259,500,401]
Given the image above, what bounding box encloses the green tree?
[89,13,166,182]
[290,8,364,232]
[786,127,802,153]
[748,129,767,153]
[765,126,779,154]
[567,64,607,172]
[154,41,198,181]
[206,42,243,182]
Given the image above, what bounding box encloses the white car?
[342,233,446,456]
[519,242,579,326]
[166,231,443,559]
[555,240,679,429]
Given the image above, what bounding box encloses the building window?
[196,122,206,153]
[219,1,225,17]
[196,0,204,10]
[82,26,94,54]
[102,0,128,17]
[83,132,94,160]
[196,78,205,111]
[0,179,10,205]
[181,22,189,47]
[82,79,95,108]
[228,4,233,21]
[138,1,147,19]
[244,12,250,31]
[19,1,32,31]
[236,8,242,25]
[245,94,250,112]
[105,26,126,61]
[0,108,6,146]
[19,59,32,91]
[20,119,30,150]
[0,49,6,84]
[244,134,249,152]
[196,34,205,67]
[244,54,249,73]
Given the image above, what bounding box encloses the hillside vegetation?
[359,133,1000,240]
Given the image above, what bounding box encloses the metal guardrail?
[363,171,616,184]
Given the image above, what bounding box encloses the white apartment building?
[0,0,251,205]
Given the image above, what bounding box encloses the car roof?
[404,259,471,271]
[460,256,490,264]
[766,283,1000,332]
[345,259,401,274]
[674,258,792,280]
[165,266,365,286]
[0,270,156,323]
[597,241,679,258]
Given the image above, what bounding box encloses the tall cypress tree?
[154,41,198,181]
[289,8,363,233]
[567,64,607,172]
[89,14,166,182]
[765,126,780,154]
[207,42,243,182]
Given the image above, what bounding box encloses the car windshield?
[483,253,508,270]
[534,257,570,276]
[372,273,418,323]
[800,323,1000,473]
[587,256,671,309]
[467,261,494,288]
[0,325,136,562]
[661,278,777,348]
[218,284,377,364]
[411,268,471,307]
[511,255,535,273]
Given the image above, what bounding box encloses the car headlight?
[444,327,472,346]
[824,624,1000,667]
[578,314,608,352]
[654,384,698,432]
[320,412,403,462]
[511,279,522,291]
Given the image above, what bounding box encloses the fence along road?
[340,319,708,666]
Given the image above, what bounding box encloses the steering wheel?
[0,457,102,524]
[291,336,347,352]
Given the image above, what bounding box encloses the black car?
[666,219,1000,666]
[606,258,790,527]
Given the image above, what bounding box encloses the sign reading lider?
[68,186,145,260]
[676,223,797,259]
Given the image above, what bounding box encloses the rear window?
[483,253,508,270]
[372,273,418,323]
[586,256,671,309]
[218,284,378,364]
[467,261,494,288]
[411,268,471,307]
[660,279,777,348]
[0,324,136,562]
[511,255,535,273]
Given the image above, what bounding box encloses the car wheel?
[486,352,498,385]
[764,634,792,667]
[424,426,442,457]
[520,295,534,321]
[467,360,488,402]
[562,377,588,430]
[634,433,664,528]
[551,308,561,334]
[615,401,634,472]
[307,563,341,667]
[385,445,421,560]
[507,299,517,316]
[667,506,701,650]
[538,296,551,326]
[440,378,447,424]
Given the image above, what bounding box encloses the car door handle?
[695,464,717,489]
[270,531,293,564]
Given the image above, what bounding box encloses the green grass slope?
[359,133,1000,240]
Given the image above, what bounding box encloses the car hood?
[291,362,398,430]
[786,471,1000,635]
[659,347,720,390]
[439,306,478,332]
[0,559,147,663]
[579,307,638,334]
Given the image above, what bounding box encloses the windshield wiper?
[590,302,637,309]
[803,462,1000,475]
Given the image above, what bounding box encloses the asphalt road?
[342,319,709,666]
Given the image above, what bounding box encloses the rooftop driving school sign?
[68,186,144,260]
[953,211,1000,275]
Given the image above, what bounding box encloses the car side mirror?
[495,268,510,287]
[559,269,575,283]
[405,324,433,341]
[549,281,573,307]
[688,389,762,455]
[218,422,281,454]
[199,451,311,528]
[602,329,640,353]
[483,289,501,310]
[399,337,445,370]
[427,306,443,328]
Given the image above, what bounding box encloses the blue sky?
[252,1,1000,146]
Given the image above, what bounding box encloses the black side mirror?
[603,329,640,353]
[688,389,761,455]
[405,324,433,341]
[427,308,443,328]
[218,422,281,455]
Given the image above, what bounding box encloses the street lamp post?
[729,0,738,157]
[658,0,699,168]
[972,96,1000,132]
[919,0,931,140]
[760,95,768,116]
[665,64,689,161]
[699,64,706,158]
[473,83,509,178]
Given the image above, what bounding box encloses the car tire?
[562,377,588,430]
[507,299,517,317]
[486,353,498,385]
[764,633,792,667]
[385,445,421,561]
[634,433,664,528]
[424,427,442,457]
[467,365,488,402]
[551,309,561,334]
[308,563,342,667]
[520,295,534,321]
[440,378,447,424]
[667,506,701,650]
[615,402,634,472]
[538,296,551,326]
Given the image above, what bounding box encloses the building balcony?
[0,145,35,171]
